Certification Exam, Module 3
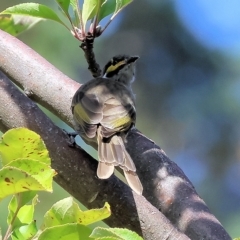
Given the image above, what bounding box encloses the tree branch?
[80,32,102,78]
[0,30,231,240]
[0,64,189,240]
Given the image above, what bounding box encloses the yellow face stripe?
[106,60,126,73]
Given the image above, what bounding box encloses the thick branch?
[0,69,188,240]
[0,30,231,240]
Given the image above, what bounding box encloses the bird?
[71,55,143,195]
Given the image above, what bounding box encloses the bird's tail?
[97,131,143,195]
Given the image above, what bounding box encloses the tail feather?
[110,135,124,165]
[124,170,143,195]
[97,133,115,179]
[122,150,136,172]
[97,127,143,195]
[97,162,114,179]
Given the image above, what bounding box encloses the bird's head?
[103,55,139,86]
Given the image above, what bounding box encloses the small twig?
[3,194,22,240]
[76,0,85,38]
[80,33,101,78]
[100,18,113,35]
[92,3,101,38]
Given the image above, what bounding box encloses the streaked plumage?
[71,55,143,195]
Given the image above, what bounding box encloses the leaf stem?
[92,0,101,37]
[76,0,85,38]
[100,9,120,35]
[66,13,77,32]
[3,194,22,240]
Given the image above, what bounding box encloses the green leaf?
[0,159,55,199]
[8,194,38,227]
[0,15,42,36]
[11,221,38,240]
[70,0,78,10]
[80,202,111,225]
[114,0,133,15]
[8,195,18,225]
[90,227,143,240]
[7,192,37,227]
[38,223,92,240]
[0,128,51,166]
[0,3,69,29]
[98,0,116,22]
[6,159,55,184]
[55,0,70,16]
[42,197,110,228]
[42,197,80,228]
[82,0,104,29]
[14,203,35,225]
[17,191,38,208]
[98,0,133,22]
[70,0,81,28]
[7,194,38,240]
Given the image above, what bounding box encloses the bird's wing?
[100,97,136,138]
[72,92,103,138]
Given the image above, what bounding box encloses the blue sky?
[173,0,240,56]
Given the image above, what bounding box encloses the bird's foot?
[62,129,78,147]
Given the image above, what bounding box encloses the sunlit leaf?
[70,0,78,10]
[11,221,38,240]
[42,197,110,228]
[98,0,116,22]
[55,0,71,16]
[6,159,55,184]
[80,202,111,225]
[7,192,37,227]
[90,227,143,240]
[82,0,98,28]
[0,15,42,36]
[0,128,51,166]
[7,195,18,225]
[38,223,92,240]
[114,0,133,16]
[17,191,38,208]
[99,0,133,22]
[82,0,106,29]
[70,0,81,28]
[8,194,38,240]
[0,3,69,29]
[0,159,55,199]
[42,197,80,228]
[8,194,38,228]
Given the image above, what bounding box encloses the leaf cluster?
[0,128,142,240]
[0,0,133,40]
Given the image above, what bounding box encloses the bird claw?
[62,129,78,147]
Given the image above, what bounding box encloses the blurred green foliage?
[1,0,240,238]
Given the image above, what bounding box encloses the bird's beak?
[127,56,139,64]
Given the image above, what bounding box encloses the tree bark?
[0,29,231,240]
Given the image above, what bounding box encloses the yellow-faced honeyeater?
[71,55,143,195]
